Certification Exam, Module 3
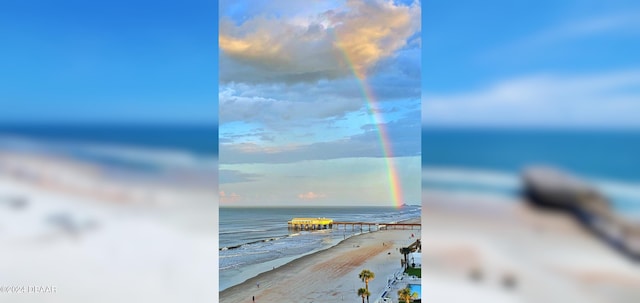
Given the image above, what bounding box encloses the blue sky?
[3,0,639,128]
[0,0,218,124]
[4,0,639,203]
[218,0,422,206]
[423,0,640,128]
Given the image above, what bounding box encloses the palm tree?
[358,269,375,303]
[400,247,412,269]
[397,287,418,303]
[357,288,370,303]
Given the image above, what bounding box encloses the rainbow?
[335,44,405,208]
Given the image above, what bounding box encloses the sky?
[1,1,637,127]
[218,0,422,207]
[423,0,640,129]
[0,0,218,124]
[4,0,638,204]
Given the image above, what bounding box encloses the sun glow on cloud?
[298,191,327,200]
[220,191,241,203]
[332,0,419,76]
[219,0,420,82]
[218,0,421,206]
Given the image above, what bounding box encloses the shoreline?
[220,217,420,302]
[219,217,420,291]
[220,229,371,291]
[220,230,349,291]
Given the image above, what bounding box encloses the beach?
[421,190,640,303]
[220,218,420,303]
[218,206,421,291]
[0,150,219,303]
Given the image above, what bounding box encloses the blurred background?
[0,1,218,302]
[422,1,640,302]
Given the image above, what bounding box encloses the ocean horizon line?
[219,204,422,209]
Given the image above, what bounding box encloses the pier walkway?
[288,217,421,231]
[331,221,421,231]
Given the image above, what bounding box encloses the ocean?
[218,206,421,291]
[0,124,218,181]
[422,128,640,217]
[0,124,218,155]
[0,125,423,290]
[0,124,219,234]
[4,125,638,288]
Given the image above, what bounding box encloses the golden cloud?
[219,0,420,83]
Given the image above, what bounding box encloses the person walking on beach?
[256,283,260,288]
[252,295,255,302]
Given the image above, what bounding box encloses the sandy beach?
[220,218,421,303]
[0,151,219,303]
[8,148,640,303]
[421,190,640,303]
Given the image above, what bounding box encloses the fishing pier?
[288,218,421,231]
[333,221,421,231]
[288,218,334,230]
[523,166,640,260]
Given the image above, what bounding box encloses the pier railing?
[287,217,421,231]
[331,222,421,231]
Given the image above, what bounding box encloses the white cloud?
[535,11,640,42]
[423,70,640,128]
[218,83,363,126]
[220,109,420,164]
[219,0,420,83]
[488,11,640,57]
